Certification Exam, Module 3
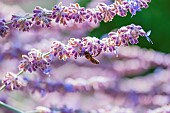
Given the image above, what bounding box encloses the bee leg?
[93,51,101,57]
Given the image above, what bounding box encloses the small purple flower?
[0,19,9,37]
[138,0,150,8]
[68,3,86,23]
[115,1,128,17]
[108,32,122,46]
[117,27,130,46]
[52,2,70,25]
[32,6,52,27]
[51,41,70,60]
[101,37,118,54]
[85,8,102,24]
[128,0,142,17]
[82,36,102,56]
[11,14,32,32]
[67,38,84,59]
[97,3,117,22]
[109,27,130,47]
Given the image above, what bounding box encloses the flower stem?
[5,15,32,25]
[0,101,23,113]
[17,70,24,76]
[0,84,6,91]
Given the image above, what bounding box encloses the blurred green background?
[6,0,170,53]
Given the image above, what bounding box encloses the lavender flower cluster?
[1,24,152,91]
[0,0,151,37]
[2,47,169,113]
[0,0,162,113]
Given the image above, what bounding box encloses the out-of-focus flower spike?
[0,19,9,38]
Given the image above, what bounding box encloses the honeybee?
[84,51,100,64]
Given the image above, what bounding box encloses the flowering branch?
[0,0,151,37]
[0,24,152,91]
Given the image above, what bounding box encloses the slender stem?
[43,51,51,58]
[0,84,6,91]
[0,101,23,113]
[5,15,32,25]
[17,70,24,76]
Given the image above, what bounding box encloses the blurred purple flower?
[0,19,9,37]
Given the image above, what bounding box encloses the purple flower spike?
[0,19,9,38]
[11,15,32,32]
[32,6,52,27]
